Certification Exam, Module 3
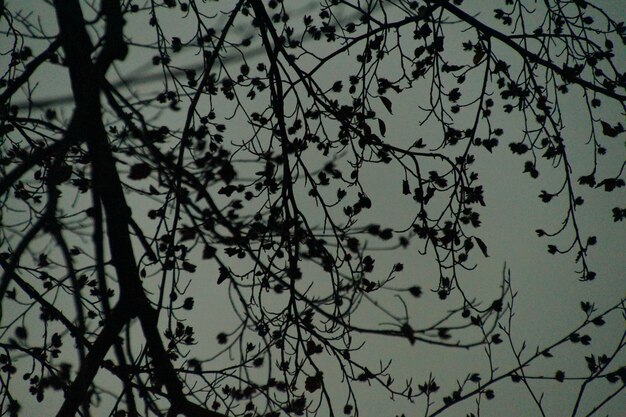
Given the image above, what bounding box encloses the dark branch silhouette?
[1,1,624,416]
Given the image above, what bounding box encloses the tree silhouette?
[1,1,625,416]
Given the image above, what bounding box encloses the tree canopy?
[0,1,625,416]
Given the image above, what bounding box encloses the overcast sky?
[1,1,625,416]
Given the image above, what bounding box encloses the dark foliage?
[1,1,625,416]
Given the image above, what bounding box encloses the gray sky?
[1,1,624,416]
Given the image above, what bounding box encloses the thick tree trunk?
[52,1,227,416]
